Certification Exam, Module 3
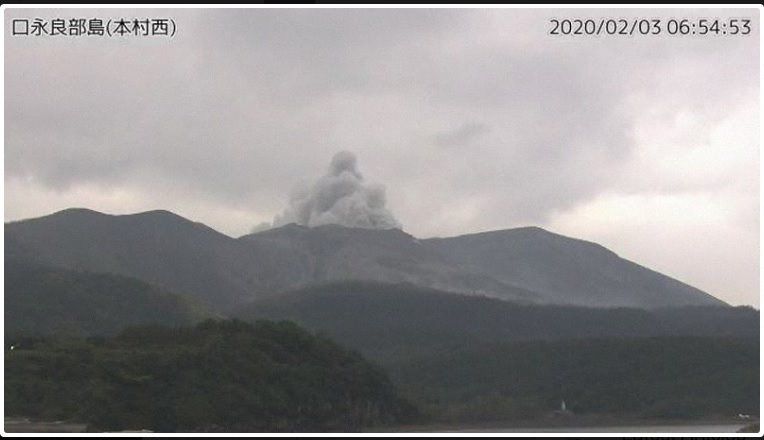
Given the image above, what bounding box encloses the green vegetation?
[5,261,213,338]
[5,319,417,432]
[240,282,759,423]
[5,277,759,430]
[240,281,759,353]
[380,337,759,423]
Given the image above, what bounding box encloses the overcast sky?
[4,7,760,307]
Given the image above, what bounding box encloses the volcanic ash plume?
[273,151,401,230]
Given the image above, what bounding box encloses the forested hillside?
[5,261,213,338]
[381,337,759,422]
[5,319,417,432]
[240,281,757,353]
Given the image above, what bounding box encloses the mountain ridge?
[5,208,728,310]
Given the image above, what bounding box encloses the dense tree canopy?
[5,319,417,432]
[382,337,759,423]
[5,261,212,338]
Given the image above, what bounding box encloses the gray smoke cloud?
[273,151,401,230]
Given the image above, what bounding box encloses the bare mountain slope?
[239,224,538,303]
[5,209,727,310]
[422,227,726,308]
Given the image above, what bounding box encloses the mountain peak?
[56,207,105,216]
[8,208,168,223]
[122,209,202,226]
[6,207,728,309]
[28,207,107,220]
[6,208,214,232]
[128,209,180,218]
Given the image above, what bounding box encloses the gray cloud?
[4,8,759,306]
[435,122,489,148]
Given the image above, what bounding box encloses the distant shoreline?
[370,416,756,434]
[4,416,754,434]
[4,418,88,433]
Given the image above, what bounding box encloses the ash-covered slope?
[422,227,727,308]
[238,223,538,303]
